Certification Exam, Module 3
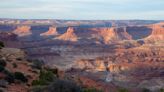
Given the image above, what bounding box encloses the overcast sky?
[0,0,164,20]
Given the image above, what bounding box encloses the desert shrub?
[0,89,4,92]
[32,79,48,86]
[39,70,54,82]
[30,70,38,74]
[4,71,15,83]
[45,68,58,77]
[16,58,22,61]
[82,88,103,92]
[118,88,129,92]
[14,72,28,83]
[30,86,46,92]
[32,70,55,86]
[142,88,150,92]
[0,65,5,72]
[160,88,164,92]
[0,41,4,49]
[12,63,17,68]
[0,59,7,67]
[47,79,81,92]
[30,59,44,69]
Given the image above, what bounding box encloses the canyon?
[0,19,164,92]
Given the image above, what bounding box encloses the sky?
[0,0,164,20]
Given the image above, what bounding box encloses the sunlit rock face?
[13,26,31,37]
[55,27,78,42]
[94,59,107,71]
[98,27,132,44]
[145,22,164,41]
[40,27,59,36]
[86,27,132,44]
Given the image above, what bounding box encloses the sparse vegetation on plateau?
[47,79,81,92]
[118,88,129,92]
[0,65,5,72]
[0,41,4,49]
[82,88,103,92]
[29,59,44,69]
[142,88,151,92]
[160,88,164,92]
[14,72,28,83]
[12,63,17,68]
[32,69,55,86]
[0,59,7,67]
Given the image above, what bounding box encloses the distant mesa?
[55,27,78,42]
[95,27,132,44]
[13,26,31,37]
[0,20,163,44]
[40,27,59,36]
[145,22,164,41]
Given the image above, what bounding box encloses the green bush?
[30,86,46,92]
[39,70,54,82]
[82,88,103,92]
[0,41,4,49]
[46,68,58,75]
[47,79,81,92]
[45,68,59,78]
[0,65,5,72]
[118,88,129,92]
[160,88,164,92]
[0,59,7,67]
[32,70,55,86]
[142,88,150,92]
[12,63,17,68]
[4,70,15,83]
[32,79,48,86]
[30,59,44,69]
[14,72,28,83]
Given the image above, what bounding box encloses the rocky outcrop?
[146,22,164,41]
[74,44,164,72]
[93,27,132,44]
[13,26,31,37]
[0,32,18,41]
[74,58,109,72]
[138,78,164,91]
[99,27,132,44]
[0,48,39,92]
[55,27,78,42]
[0,32,22,48]
[40,27,59,36]
[72,44,164,91]
[79,75,118,92]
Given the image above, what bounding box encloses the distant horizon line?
[0,18,163,21]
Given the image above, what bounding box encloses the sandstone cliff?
[55,27,78,42]
[146,22,164,41]
[98,27,132,44]
[13,26,31,37]
[40,27,59,36]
